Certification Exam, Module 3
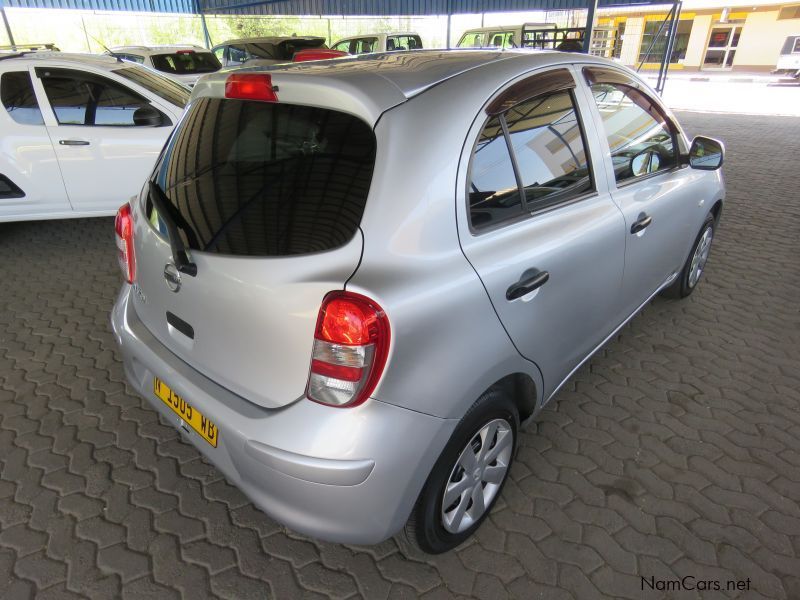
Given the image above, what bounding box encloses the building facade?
[597,0,800,71]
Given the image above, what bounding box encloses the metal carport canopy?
[2,0,664,13]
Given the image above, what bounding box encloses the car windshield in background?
[151,97,376,257]
[151,52,221,74]
[112,66,190,107]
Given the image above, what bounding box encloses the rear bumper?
[111,286,456,544]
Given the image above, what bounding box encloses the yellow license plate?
[153,377,219,447]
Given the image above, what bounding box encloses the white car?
[330,32,422,54]
[0,52,189,222]
[107,45,221,87]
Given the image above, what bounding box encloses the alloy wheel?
[688,226,713,288]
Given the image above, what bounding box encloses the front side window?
[458,33,484,48]
[353,38,378,53]
[590,82,677,183]
[1,71,44,125]
[37,68,165,126]
[468,86,593,231]
[331,40,351,52]
[151,98,376,257]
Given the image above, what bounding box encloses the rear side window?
[1,71,44,125]
[151,52,221,74]
[152,98,376,257]
[468,89,593,231]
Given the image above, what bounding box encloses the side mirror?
[688,136,724,170]
[133,105,167,127]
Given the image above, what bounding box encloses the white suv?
[0,52,188,222]
[107,45,221,87]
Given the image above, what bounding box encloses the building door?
[703,25,741,69]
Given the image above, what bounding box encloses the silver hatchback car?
[112,50,724,553]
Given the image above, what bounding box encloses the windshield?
[151,52,221,74]
[150,97,376,257]
[113,66,190,107]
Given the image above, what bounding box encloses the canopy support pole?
[656,0,682,95]
[0,1,15,48]
[582,0,598,53]
[195,0,212,48]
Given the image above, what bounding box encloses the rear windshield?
[113,66,190,107]
[151,52,221,74]
[235,39,326,61]
[151,97,376,257]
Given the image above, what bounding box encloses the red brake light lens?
[176,50,195,54]
[114,202,135,283]
[225,73,278,102]
[306,292,390,408]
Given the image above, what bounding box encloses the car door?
[579,66,701,313]
[32,66,174,214]
[0,67,71,220]
[458,68,627,402]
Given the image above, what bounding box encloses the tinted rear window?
[151,97,376,257]
[151,52,221,74]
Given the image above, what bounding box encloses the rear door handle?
[506,269,550,301]
[630,213,653,234]
[59,139,90,146]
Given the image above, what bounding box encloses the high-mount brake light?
[176,50,195,54]
[224,73,278,102]
[306,292,390,408]
[114,202,136,283]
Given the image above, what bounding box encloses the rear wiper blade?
[148,180,198,277]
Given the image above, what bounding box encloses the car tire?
[405,388,518,554]
[662,213,715,299]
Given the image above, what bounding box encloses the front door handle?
[630,213,653,234]
[506,269,550,301]
[59,139,90,146]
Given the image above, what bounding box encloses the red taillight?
[292,49,349,62]
[176,50,195,54]
[225,73,278,102]
[114,202,135,283]
[306,292,390,408]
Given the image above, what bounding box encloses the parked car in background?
[107,45,221,87]
[211,36,327,67]
[457,23,555,48]
[330,32,422,54]
[774,33,800,77]
[0,52,188,222]
[112,50,724,553]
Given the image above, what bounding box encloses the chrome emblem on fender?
[164,263,182,293]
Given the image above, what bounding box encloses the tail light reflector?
[115,202,135,283]
[306,292,390,408]
[225,73,278,102]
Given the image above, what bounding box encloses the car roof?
[0,52,129,70]
[192,49,613,125]
[214,36,326,47]
[460,23,556,34]
[335,32,420,40]
[110,45,207,54]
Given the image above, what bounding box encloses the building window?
[777,5,800,19]
[637,19,692,63]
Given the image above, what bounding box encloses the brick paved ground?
[0,112,798,599]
